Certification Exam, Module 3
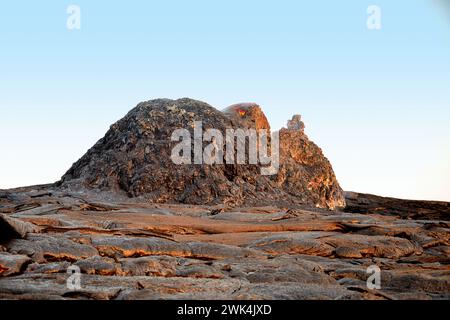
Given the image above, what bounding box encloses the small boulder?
[0,213,40,241]
[0,253,31,276]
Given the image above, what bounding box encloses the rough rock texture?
[222,103,270,131]
[1,98,447,300]
[287,115,305,132]
[0,213,40,241]
[58,98,345,209]
[277,116,346,209]
[345,191,450,220]
[0,253,31,276]
[0,186,448,300]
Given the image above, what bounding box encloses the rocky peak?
[59,98,345,209]
[286,115,305,132]
[222,103,270,131]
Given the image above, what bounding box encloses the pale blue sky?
[1,1,449,201]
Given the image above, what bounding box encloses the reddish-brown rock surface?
[277,116,346,209]
[0,186,448,300]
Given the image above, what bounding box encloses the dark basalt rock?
[344,191,450,221]
[59,98,345,209]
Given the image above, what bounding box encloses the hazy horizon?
[1,1,449,202]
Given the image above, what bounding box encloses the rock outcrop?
[59,98,344,209]
[277,115,346,209]
[0,214,40,241]
[344,192,450,220]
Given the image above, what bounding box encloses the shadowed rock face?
[344,192,450,220]
[59,98,345,209]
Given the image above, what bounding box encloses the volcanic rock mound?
[278,115,346,209]
[59,98,345,209]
